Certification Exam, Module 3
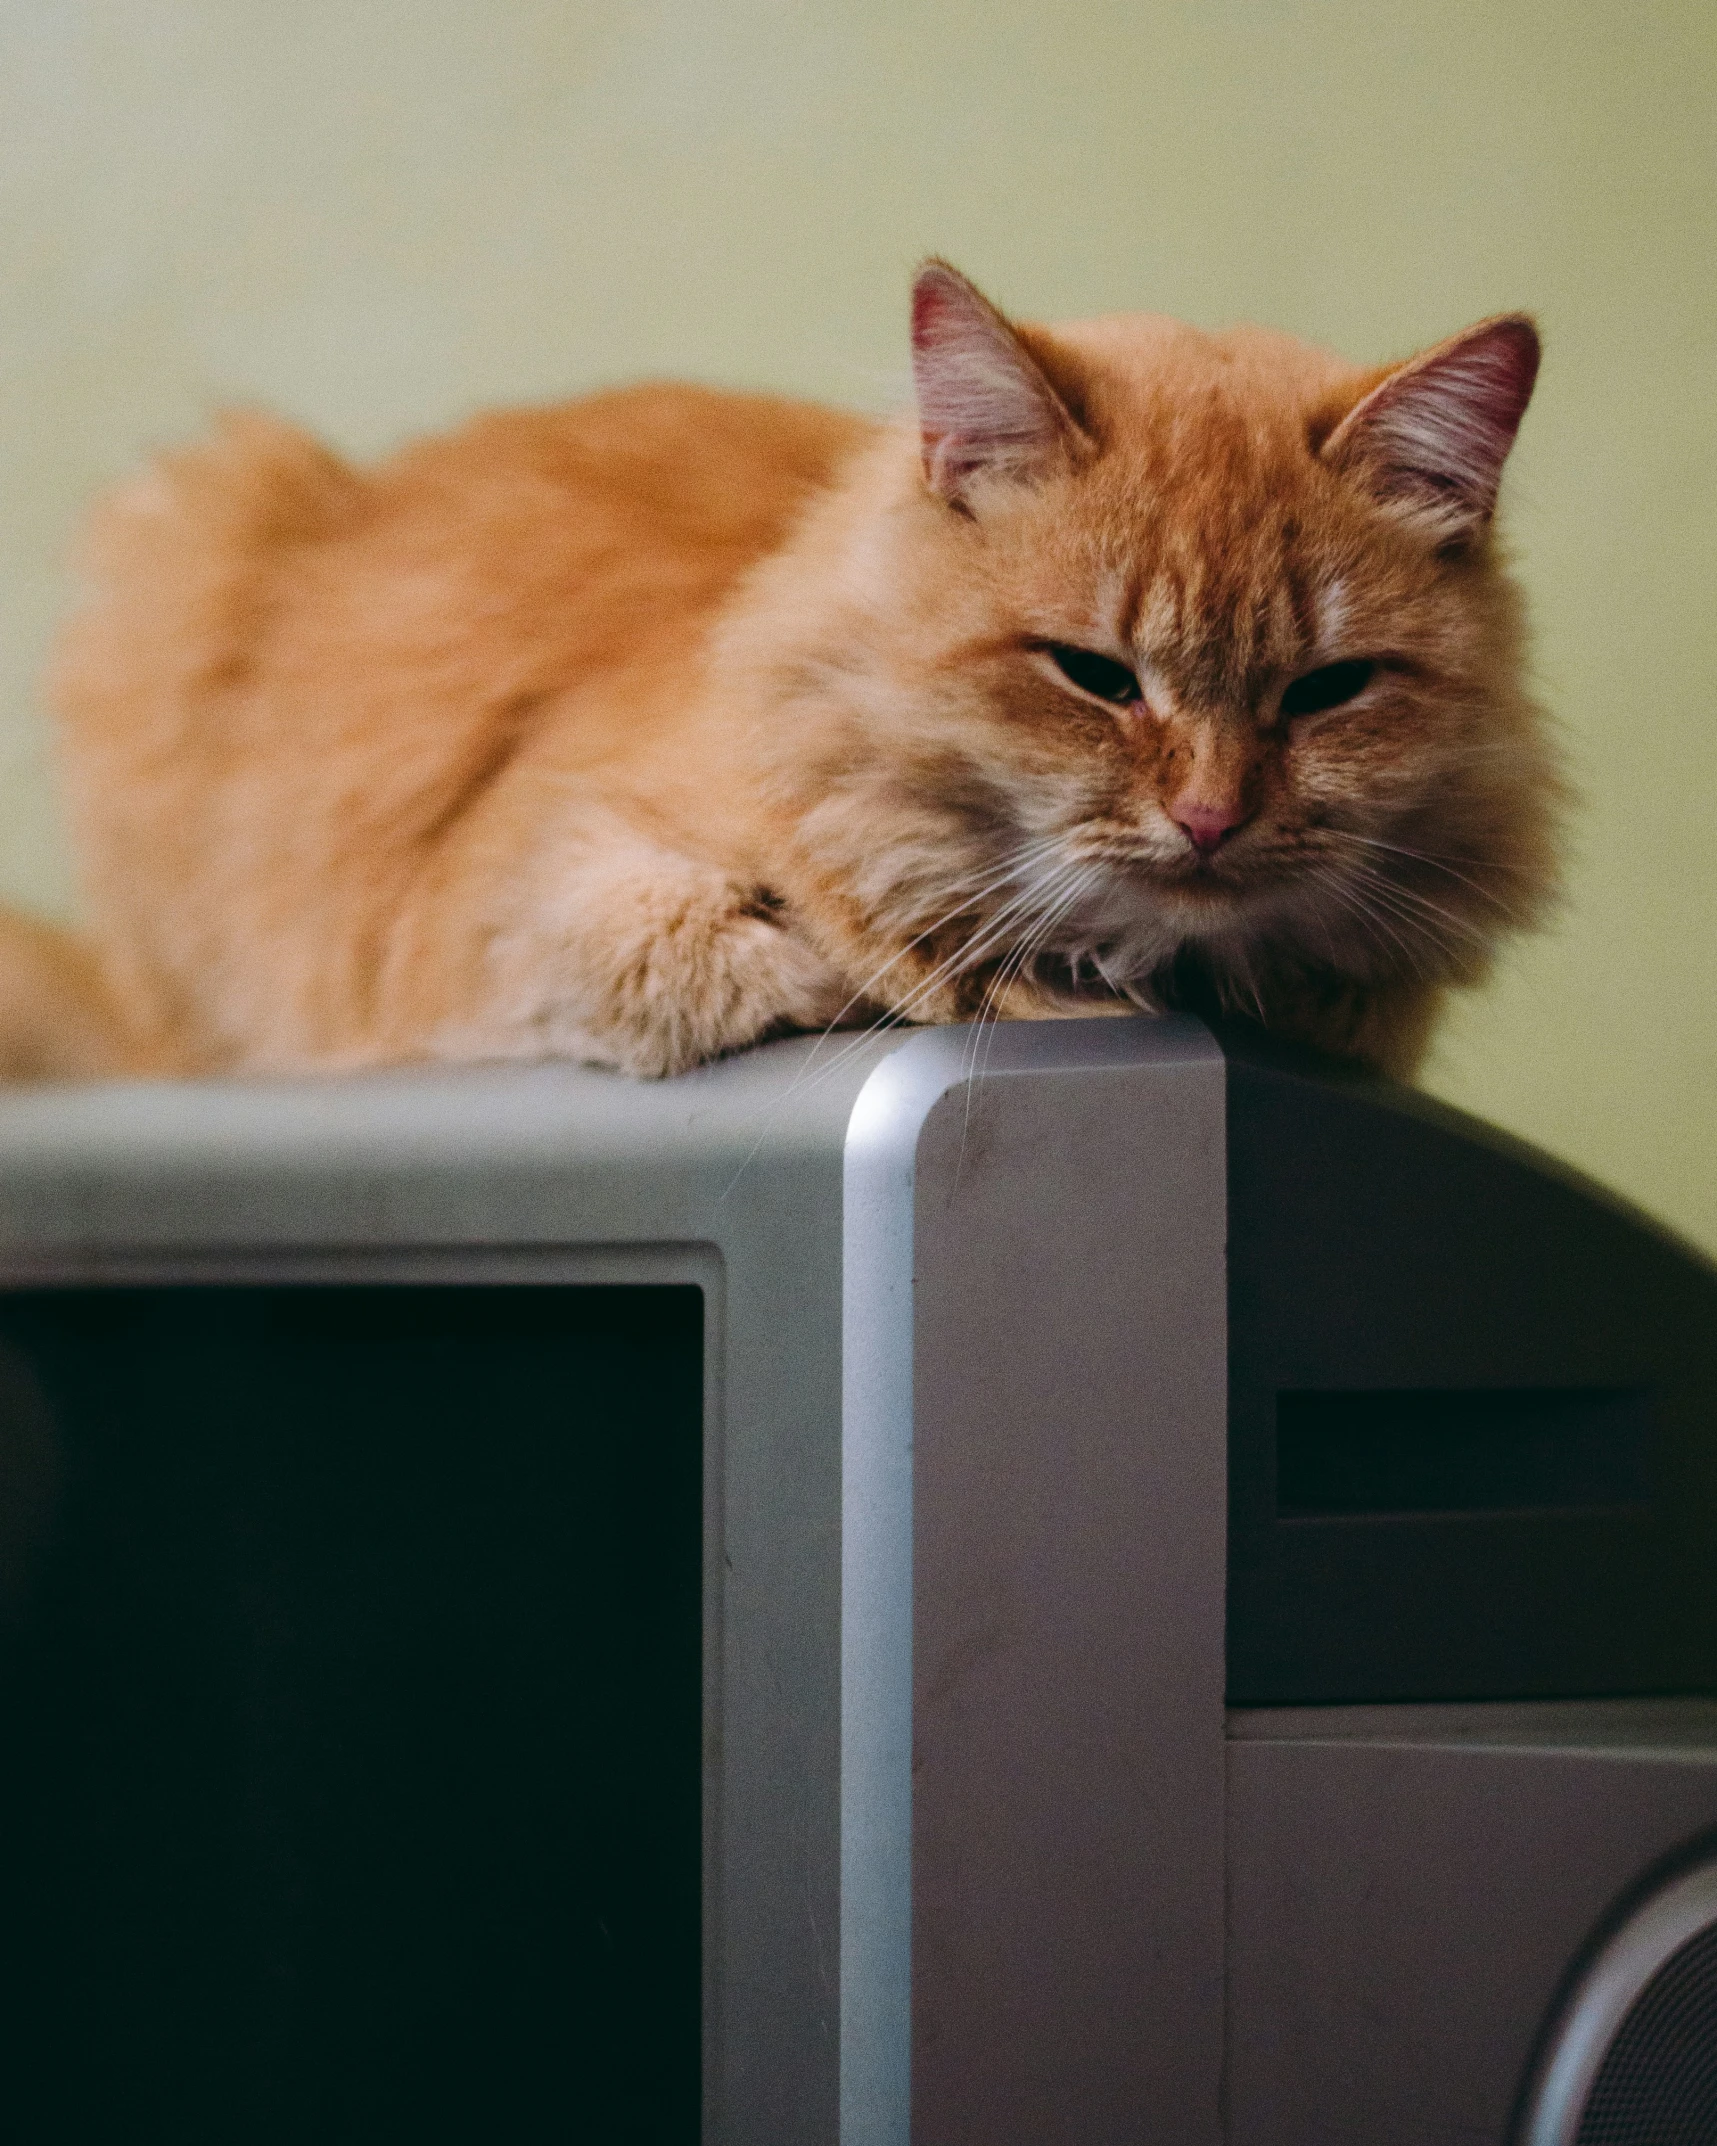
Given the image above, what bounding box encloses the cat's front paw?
[603,903,850,1077]
[471,850,854,1078]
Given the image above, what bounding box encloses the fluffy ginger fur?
[31,262,1562,1083]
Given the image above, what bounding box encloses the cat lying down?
[11,260,1563,1082]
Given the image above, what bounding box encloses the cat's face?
[804,265,1559,1011]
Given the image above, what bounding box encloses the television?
[0,1012,1713,2145]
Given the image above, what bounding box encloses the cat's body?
[39,264,1563,1083]
[55,385,871,1078]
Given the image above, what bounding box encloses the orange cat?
[33,260,1562,1082]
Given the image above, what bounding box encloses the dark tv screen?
[0,1282,703,2146]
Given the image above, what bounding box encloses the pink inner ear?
[1329,316,1540,534]
[910,262,1075,500]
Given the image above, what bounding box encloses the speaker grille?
[1575,1921,1717,2145]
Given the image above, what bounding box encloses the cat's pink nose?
[1173,798,1250,856]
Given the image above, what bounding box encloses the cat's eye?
[1044,643,1143,706]
[1280,659,1377,718]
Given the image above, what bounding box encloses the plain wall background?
[1,0,1712,1252]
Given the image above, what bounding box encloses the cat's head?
[753,262,1564,1050]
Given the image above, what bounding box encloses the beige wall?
[2,0,1713,1251]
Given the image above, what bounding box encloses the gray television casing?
[0,1012,1713,2144]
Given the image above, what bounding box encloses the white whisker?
[1302,863,1433,978]
[1322,828,1526,916]
[955,863,1104,1178]
[717,831,1081,1195]
[1336,860,1489,950]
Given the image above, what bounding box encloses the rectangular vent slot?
[1276,1387,1651,1517]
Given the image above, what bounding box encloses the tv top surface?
[0,1024,920,1261]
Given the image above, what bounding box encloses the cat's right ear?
[911,261,1085,507]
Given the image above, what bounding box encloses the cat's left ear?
[1322,314,1540,546]
[911,260,1088,507]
